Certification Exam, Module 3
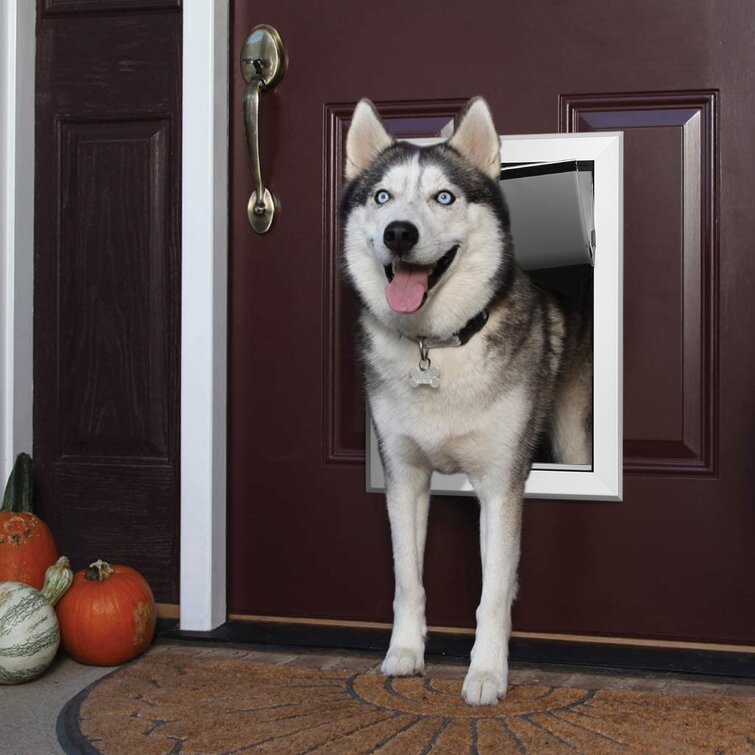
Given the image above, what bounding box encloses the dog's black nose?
[383,221,419,255]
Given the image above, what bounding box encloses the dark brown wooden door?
[229,0,755,644]
[34,1,182,603]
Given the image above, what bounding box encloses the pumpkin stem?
[85,559,115,582]
[41,556,73,606]
[1,452,33,513]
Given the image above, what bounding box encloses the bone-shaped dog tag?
[409,365,440,389]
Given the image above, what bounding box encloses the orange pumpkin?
[0,453,58,590]
[56,559,157,666]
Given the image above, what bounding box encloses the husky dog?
[341,98,592,705]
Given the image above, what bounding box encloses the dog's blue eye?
[375,190,391,205]
[436,191,455,205]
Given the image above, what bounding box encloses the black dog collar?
[418,308,489,349]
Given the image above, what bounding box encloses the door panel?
[229,1,755,643]
[34,2,182,602]
[562,92,717,474]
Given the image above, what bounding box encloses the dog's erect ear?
[448,98,500,179]
[345,99,393,181]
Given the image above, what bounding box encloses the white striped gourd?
[0,556,73,684]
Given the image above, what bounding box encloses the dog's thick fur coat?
[341,98,592,705]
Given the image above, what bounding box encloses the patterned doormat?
[58,645,754,753]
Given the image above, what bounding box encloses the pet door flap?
[500,160,595,270]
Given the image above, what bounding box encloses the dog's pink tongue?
[385,261,431,313]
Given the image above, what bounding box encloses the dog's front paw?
[381,647,425,677]
[462,669,508,706]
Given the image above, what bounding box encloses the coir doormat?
[58,645,754,753]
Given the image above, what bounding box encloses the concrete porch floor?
[1,653,113,755]
[3,639,754,755]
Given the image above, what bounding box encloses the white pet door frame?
[366,132,623,501]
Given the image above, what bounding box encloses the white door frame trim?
[179,0,230,630]
[0,1,35,483]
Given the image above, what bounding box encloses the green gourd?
[0,556,73,684]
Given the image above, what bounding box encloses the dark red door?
[228,0,755,645]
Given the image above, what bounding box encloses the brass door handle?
[241,24,286,234]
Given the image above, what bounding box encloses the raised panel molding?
[560,91,718,476]
[56,115,174,463]
[42,0,180,16]
[323,100,466,465]
[47,460,177,597]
